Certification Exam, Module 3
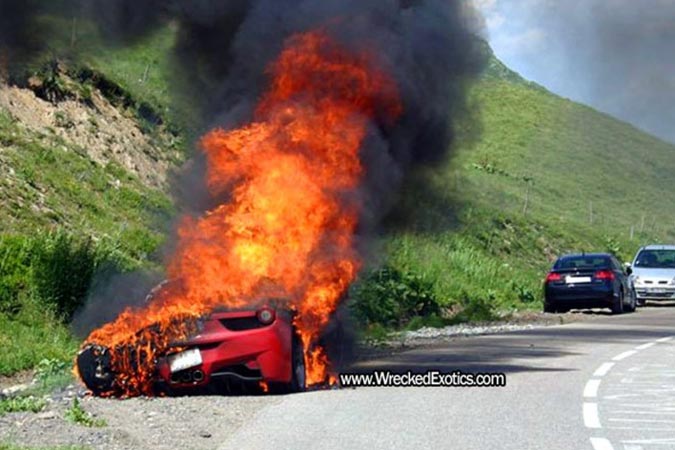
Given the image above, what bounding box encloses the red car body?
[155,307,304,393]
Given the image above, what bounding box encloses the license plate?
[566,276,591,284]
[168,349,202,373]
[651,289,667,294]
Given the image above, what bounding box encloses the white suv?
[629,245,675,305]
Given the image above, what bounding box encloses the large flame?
[81,30,402,396]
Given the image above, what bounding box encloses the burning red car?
[78,305,306,396]
[157,306,305,394]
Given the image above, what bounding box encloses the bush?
[0,236,34,314]
[451,291,498,323]
[0,231,114,321]
[31,232,100,320]
[351,266,441,329]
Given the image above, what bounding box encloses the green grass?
[373,51,675,322]
[64,398,106,428]
[0,445,88,450]
[0,396,46,416]
[0,300,79,376]
[0,110,173,266]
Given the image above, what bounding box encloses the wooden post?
[522,182,531,215]
[70,17,78,49]
[640,214,646,233]
[589,201,593,224]
[142,64,150,84]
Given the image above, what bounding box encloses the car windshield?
[634,249,675,268]
[554,256,610,270]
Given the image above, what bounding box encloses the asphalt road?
[219,307,675,450]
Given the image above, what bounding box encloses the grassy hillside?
[376,51,675,323]
[0,26,183,375]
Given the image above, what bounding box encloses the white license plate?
[651,289,667,294]
[566,276,591,284]
[168,349,202,373]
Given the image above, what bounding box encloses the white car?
[628,245,675,305]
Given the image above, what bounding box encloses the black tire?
[636,293,646,307]
[544,303,557,314]
[611,292,624,315]
[269,333,306,394]
[626,290,637,313]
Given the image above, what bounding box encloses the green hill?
[379,50,675,321]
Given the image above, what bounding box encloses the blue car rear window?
[554,257,610,270]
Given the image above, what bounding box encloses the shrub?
[351,266,441,329]
[31,232,100,320]
[0,236,34,314]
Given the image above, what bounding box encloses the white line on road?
[609,418,675,424]
[589,437,614,450]
[584,379,602,398]
[635,342,656,350]
[656,336,673,343]
[613,350,637,361]
[584,402,602,428]
[623,445,644,450]
[594,362,615,377]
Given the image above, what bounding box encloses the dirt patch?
[0,386,278,450]
[0,79,179,190]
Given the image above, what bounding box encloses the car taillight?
[594,270,615,281]
[546,273,562,283]
[256,307,276,325]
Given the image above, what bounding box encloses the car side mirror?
[624,263,632,275]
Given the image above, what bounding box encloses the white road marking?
[609,418,675,424]
[613,350,638,361]
[585,379,602,398]
[656,336,673,343]
[595,362,616,377]
[584,402,602,428]
[623,438,675,445]
[623,445,644,450]
[589,437,614,450]
[635,342,655,351]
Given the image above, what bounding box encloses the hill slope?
[381,51,675,318]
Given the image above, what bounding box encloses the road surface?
[220,307,675,450]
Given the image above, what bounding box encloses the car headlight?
[631,275,641,285]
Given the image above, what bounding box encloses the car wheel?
[626,291,637,313]
[636,292,646,307]
[611,292,624,315]
[269,333,306,394]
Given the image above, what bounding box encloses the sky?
[474,0,675,144]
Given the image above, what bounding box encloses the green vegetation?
[0,396,46,416]
[0,24,179,377]
[0,444,88,450]
[355,50,675,328]
[64,398,106,428]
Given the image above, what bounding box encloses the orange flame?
[81,30,402,396]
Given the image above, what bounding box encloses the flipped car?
[544,253,636,314]
[628,245,675,305]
